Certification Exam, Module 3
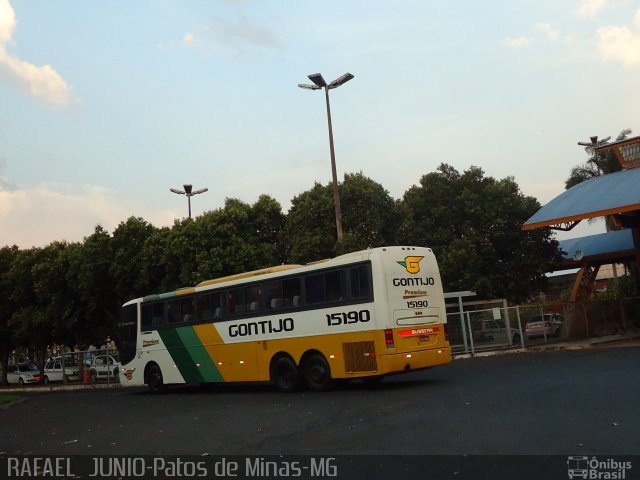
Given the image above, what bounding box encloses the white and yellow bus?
[117,246,451,392]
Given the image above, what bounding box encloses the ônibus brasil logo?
[397,256,424,274]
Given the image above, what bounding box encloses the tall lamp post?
[298,72,354,242]
[170,184,208,219]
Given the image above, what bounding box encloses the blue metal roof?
[558,229,635,261]
[523,168,640,229]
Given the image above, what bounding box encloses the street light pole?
[170,184,208,219]
[299,72,354,242]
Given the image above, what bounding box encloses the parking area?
[1,349,121,390]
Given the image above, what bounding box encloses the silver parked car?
[525,314,564,339]
[6,362,41,385]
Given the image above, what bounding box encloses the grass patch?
[0,394,23,408]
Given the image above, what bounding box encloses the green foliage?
[398,164,560,302]
[285,173,399,262]
[1,167,564,353]
[0,245,19,384]
[338,172,399,253]
[138,196,287,293]
[110,217,157,300]
[285,182,336,263]
[593,276,638,307]
[66,226,117,345]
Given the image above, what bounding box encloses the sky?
[1,0,639,248]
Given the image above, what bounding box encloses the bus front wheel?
[147,364,166,393]
[303,353,332,392]
[271,356,300,393]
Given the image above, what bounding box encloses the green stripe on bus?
[175,327,223,383]
[157,328,205,384]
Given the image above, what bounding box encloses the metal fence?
[448,296,640,356]
[448,305,524,355]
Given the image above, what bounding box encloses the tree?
[398,164,560,302]
[338,172,399,254]
[110,216,157,301]
[285,182,336,263]
[0,245,18,385]
[138,196,287,294]
[191,197,286,280]
[285,173,399,263]
[250,194,287,265]
[66,226,118,346]
[7,244,75,378]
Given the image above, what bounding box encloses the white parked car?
[87,355,120,381]
[6,362,41,385]
[44,356,80,383]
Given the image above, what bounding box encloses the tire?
[44,376,50,384]
[270,356,301,393]
[303,353,332,392]
[18,377,24,385]
[147,364,166,393]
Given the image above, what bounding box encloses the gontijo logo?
[397,256,424,274]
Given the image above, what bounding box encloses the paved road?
[1,346,638,456]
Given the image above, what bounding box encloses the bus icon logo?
[567,456,589,479]
[397,256,424,274]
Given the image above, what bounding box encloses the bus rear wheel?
[303,353,332,392]
[271,356,300,393]
[147,364,166,393]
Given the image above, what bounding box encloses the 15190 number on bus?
[407,300,429,308]
[326,310,371,326]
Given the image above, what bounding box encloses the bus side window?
[228,288,245,315]
[325,270,345,302]
[350,265,372,299]
[283,278,301,308]
[305,275,325,305]
[168,300,182,324]
[265,281,283,310]
[196,294,212,320]
[211,291,225,318]
[245,285,262,312]
[152,303,165,326]
[141,304,153,328]
[181,296,195,322]
[142,303,165,327]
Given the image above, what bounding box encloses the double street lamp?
[170,184,208,219]
[299,72,354,242]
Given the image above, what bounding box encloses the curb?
[454,333,640,358]
[0,382,121,394]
